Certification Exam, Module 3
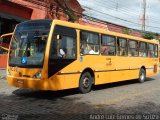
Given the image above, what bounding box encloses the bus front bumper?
[7,76,52,90]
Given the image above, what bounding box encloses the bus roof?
[53,20,159,44]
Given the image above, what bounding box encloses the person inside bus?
[139,50,146,57]
[101,46,109,55]
[87,44,98,54]
[59,48,66,57]
[80,43,89,54]
[81,44,98,55]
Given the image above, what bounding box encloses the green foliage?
[53,0,78,22]
[142,32,156,40]
[122,28,132,35]
[154,33,160,40]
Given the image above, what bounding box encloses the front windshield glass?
[9,20,52,67]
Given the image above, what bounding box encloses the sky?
[78,0,160,33]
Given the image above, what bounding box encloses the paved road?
[0,72,160,120]
[0,69,6,79]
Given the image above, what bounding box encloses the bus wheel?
[79,72,92,94]
[138,68,146,83]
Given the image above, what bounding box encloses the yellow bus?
[6,20,159,93]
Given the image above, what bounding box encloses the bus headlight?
[33,71,41,79]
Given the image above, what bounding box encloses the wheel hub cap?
[140,72,144,80]
[83,77,89,88]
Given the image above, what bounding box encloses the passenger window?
[51,35,76,59]
[117,38,127,56]
[101,35,116,55]
[148,43,154,58]
[50,25,76,59]
[139,42,147,57]
[128,40,138,57]
[80,31,99,55]
[154,45,158,58]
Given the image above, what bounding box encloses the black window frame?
[48,25,78,77]
[154,44,158,58]
[101,34,116,56]
[117,37,128,56]
[138,41,148,57]
[80,30,100,55]
[147,43,155,58]
[128,39,139,57]
[49,25,77,60]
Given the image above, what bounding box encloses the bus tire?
[138,68,146,83]
[79,72,92,94]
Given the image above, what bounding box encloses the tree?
[48,0,80,22]
[154,33,160,40]
[142,32,156,40]
[122,28,132,35]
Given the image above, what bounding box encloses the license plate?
[17,79,24,84]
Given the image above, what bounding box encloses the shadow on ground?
[12,77,155,100]
[92,77,155,91]
[12,88,79,100]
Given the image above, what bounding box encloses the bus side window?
[80,31,99,55]
[154,44,158,58]
[50,25,77,59]
[101,35,116,55]
[117,38,127,56]
[57,35,76,58]
[139,42,147,57]
[128,40,138,57]
[148,43,154,58]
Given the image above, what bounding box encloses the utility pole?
[141,0,147,31]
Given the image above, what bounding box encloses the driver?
[59,48,66,57]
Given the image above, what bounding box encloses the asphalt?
[0,69,160,120]
[0,69,6,79]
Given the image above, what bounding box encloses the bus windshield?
[9,20,52,67]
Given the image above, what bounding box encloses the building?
[0,0,83,35]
